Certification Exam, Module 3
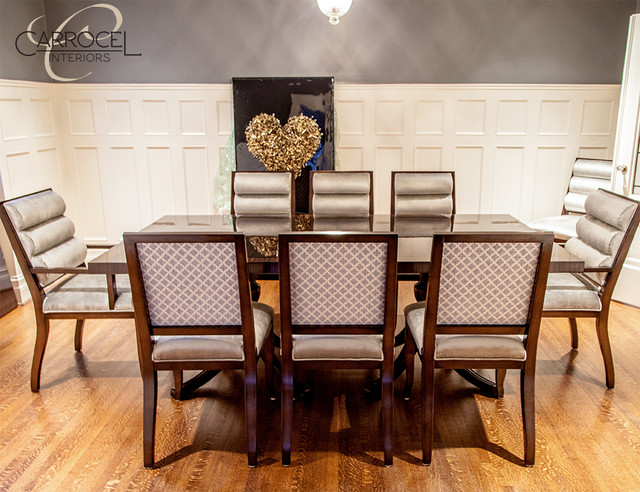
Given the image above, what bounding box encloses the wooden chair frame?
[123,232,275,468]
[231,170,295,215]
[309,170,374,216]
[403,231,553,466]
[0,189,134,393]
[278,232,398,466]
[543,189,640,389]
[390,170,456,217]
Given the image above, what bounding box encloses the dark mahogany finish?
[278,232,398,466]
[403,231,553,467]
[123,232,275,468]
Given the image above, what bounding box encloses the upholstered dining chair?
[279,232,398,466]
[123,232,275,468]
[309,170,374,216]
[231,171,295,216]
[391,171,455,217]
[529,158,613,240]
[542,189,640,389]
[403,231,553,466]
[0,189,133,392]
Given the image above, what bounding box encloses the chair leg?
[520,367,535,467]
[31,317,51,392]
[245,370,258,467]
[262,330,276,400]
[143,371,158,468]
[404,328,416,400]
[595,312,615,389]
[382,363,393,466]
[569,318,579,349]
[495,369,506,398]
[282,363,294,466]
[422,362,435,466]
[171,371,183,400]
[74,319,85,352]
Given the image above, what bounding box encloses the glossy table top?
[89,214,584,275]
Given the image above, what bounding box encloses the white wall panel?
[147,147,177,219]
[414,147,443,170]
[375,101,404,135]
[0,99,28,140]
[67,100,96,135]
[5,152,33,196]
[33,148,62,192]
[336,101,365,135]
[143,100,170,135]
[30,99,55,137]
[455,100,486,135]
[183,146,211,215]
[415,101,445,135]
[105,100,133,135]
[492,147,526,218]
[496,100,527,135]
[453,146,484,213]
[72,147,107,240]
[180,100,206,136]
[102,147,141,237]
[539,100,571,135]
[532,147,568,218]
[581,100,615,135]
[216,101,233,136]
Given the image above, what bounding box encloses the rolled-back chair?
[403,231,553,466]
[391,171,455,217]
[543,189,640,388]
[309,171,373,216]
[123,232,275,468]
[279,232,398,466]
[0,189,133,392]
[231,171,295,216]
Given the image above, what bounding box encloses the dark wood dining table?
[89,213,584,399]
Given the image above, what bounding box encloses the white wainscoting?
[0,80,622,303]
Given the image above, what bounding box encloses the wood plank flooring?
[1,281,640,490]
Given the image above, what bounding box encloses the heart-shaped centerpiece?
[245,113,322,177]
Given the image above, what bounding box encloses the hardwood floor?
[1,281,640,490]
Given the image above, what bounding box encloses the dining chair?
[309,170,374,216]
[529,158,613,240]
[279,232,398,466]
[231,171,295,216]
[542,189,640,388]
[403,231,553,466]
[391,171,455,217]
[0,189,133,392]
[123,232,275,468]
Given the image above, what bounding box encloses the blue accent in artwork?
[300,104,325,170]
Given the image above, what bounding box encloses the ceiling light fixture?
[317,0,352,25]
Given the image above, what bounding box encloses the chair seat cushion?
[291,334,383,361]
[151,302,273,362]
[528,215,580,239]
[404,302,526,360]
[43,274,132,312]
[543,273,602,312]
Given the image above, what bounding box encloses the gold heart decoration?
[245,113,322,177]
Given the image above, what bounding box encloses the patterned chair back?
[392,171,455,217]
[309,171,373,217]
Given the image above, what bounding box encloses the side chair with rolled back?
[0,189,133,392]
[542,189,640,388]
[309,170,374,217]
[124,232,275,468]
[391,171,455,217]
[231,171,295,217]
[529,158,613,241]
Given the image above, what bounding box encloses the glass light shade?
[317,0,352,25]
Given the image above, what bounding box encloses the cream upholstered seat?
[529,158,613,240]
[542,189,640,388]
[391,171,455,216]
[232,171,294,216]
[278,232,398,466]
[124,232,275,468]
[0,189,133,392]
[403,231,553,467]
[309,170,373,216]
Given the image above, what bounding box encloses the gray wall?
[0,0,637,84]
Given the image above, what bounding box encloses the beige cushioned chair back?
[437,241,541,325]
[394,172,454,216]
[136,241,242,326]
[311,172,371,216]
[564,189,639,285]
[288,241,388,325]
[564,159,613,214]
[233,172,292,216]
[2,190,87,287]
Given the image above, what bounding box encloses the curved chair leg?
[569,318,579,349]
[261,330,276,400]
[282,363,294,466]
[382,361,394,466]
[521,367,535,467]
[74,319,85,352]
[171,371,183,400]
[495,369,507,398]
[595,312,615,389]
[143,371,158,468]
[245,370,258,467]
[422,361,435,466]
[404,328,416,400]
[31,317,51,392]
